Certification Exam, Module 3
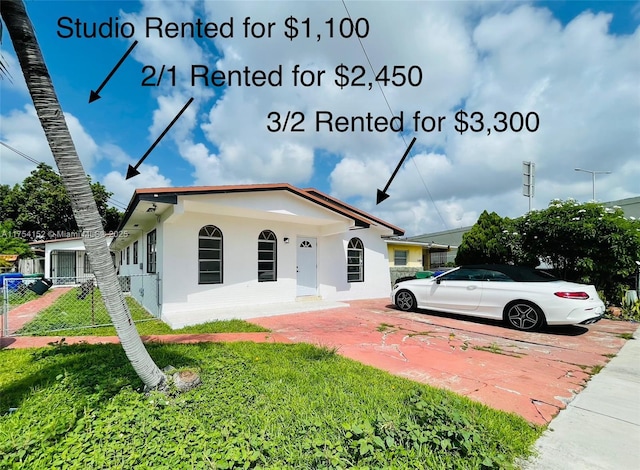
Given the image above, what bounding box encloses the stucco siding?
[318,230,391,301]
[155,213,391,326]
[117,233,160,317]
[112,187,400,328]
[160,212,318,325]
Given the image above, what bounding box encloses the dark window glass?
[199,226,222,284]
[347,238,364,282]
[146,230,157,273]
[258,230,277,282]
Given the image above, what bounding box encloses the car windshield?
[519,269,558,281]
[442,265,559,282]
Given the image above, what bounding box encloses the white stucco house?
[111,184,404,328]
[31,236,114,283]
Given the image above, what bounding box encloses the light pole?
[574,168,612,201]
[636,261,640,296]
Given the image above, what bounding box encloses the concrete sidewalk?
[521,325,640,469]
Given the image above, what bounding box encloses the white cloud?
[0,52,29,96]
[0,105,100,185]
[103,165,173,208]
[329,2,640,234]
[197,1,638,235]
[3,1,638,239]
[0,106,153,210]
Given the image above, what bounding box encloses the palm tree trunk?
[1,0,166,389]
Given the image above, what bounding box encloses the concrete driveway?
[252,298,637,425]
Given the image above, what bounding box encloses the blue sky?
[1,0,639,235]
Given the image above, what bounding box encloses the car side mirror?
[436,278,441,284]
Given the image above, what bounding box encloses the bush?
[457,200,640,301]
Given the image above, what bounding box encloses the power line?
[0,141,40,165]
[340,0,449,230]
[0,140,128,211]
[108,197,129,209]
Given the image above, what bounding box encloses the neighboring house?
[606,196,640,219]
[408,226,471,266]
[17,248,45,275]
[0,254,19,273]
[384,238,454,284]
[111,184,404,328]
[30,237,114,283]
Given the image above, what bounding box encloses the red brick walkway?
[3,287,72,334]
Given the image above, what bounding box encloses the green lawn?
[15,288,269,336]
[0,342,542,469]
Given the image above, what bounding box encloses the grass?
[472,342,524,358]
[48,318,270,337]
[15,288,269,337]
[407,330,436,337]
[0,341,542,469]
[617,332,634,340]
[376,322,396,332]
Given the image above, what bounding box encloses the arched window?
[347,237,364,282]
[258,230,277,282]
[199,225,223,284]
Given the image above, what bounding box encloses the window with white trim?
[199,225,223,284]
[394,250,408,266]
[347,237,364,282]
[258,230,277,282]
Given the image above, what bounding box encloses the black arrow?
[89,40,138,103]
[376,136,416,204]
[126,97,194,180]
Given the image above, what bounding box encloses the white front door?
[296,237,317,296]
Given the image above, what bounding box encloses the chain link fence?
[1,274,160,337]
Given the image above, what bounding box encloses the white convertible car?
[391,265,605,331]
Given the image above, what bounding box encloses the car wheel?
[504,301,545,331]
[396,290,417,312]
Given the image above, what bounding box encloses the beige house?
[384,238,455,284]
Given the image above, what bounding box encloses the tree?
[0,184,12,220]
[517,199,640,301]
[0,221,33,257]
[1,0,166,389]
[455,210,537,266]
[1,163,122,240]
[0,221,33,269]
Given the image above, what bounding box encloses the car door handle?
[467,285,478,290]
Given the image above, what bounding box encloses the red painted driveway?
[251,298,637,425]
